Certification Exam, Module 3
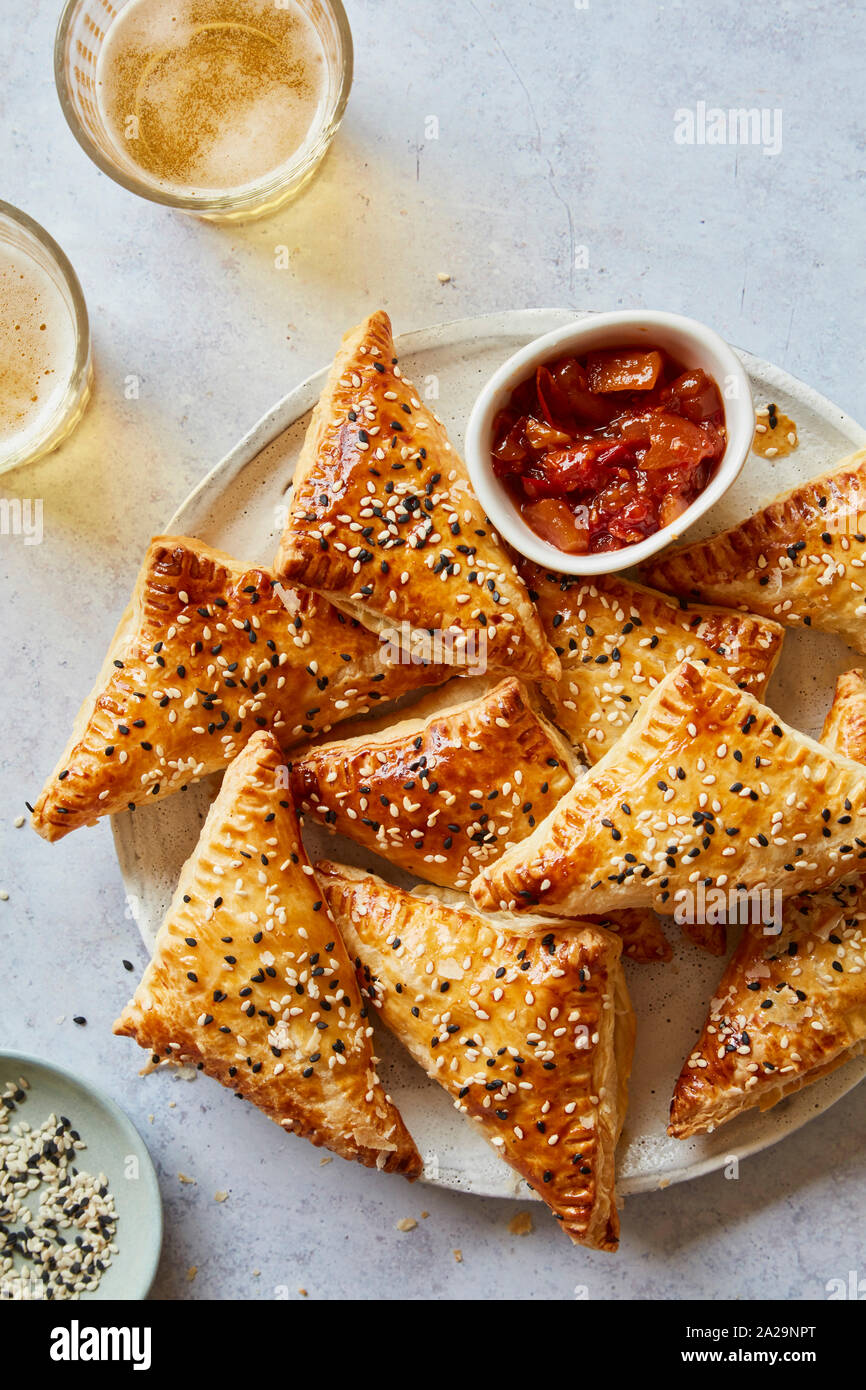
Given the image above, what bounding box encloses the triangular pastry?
[669,672,866,1137]
[643,448,866,650]
[821,669,866,761]
[292,675,672,963]
[668,877,866,1137]
[293,675,578,892]
[315,862,636,1250]
[472,660,866,919]
[274,311,560,682]
[676,676,862,961]
[32,536,447,842]
[114,731,421,1175]
[521,563,783,764]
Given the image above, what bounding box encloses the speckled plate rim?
[0,1049,163,1298]
[620,1064,866,1196]
[117,308,866,1202]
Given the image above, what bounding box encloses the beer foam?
[0,244,76,452]
[95,0,328,195]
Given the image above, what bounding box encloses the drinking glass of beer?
[55,0,354,222]
[0,202,92,477]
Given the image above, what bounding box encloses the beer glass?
[54,0,354,222]
[0,202,92,476]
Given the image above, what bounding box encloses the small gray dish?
[0,1050,162,1300]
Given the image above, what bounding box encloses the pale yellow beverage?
[0,243,79,462]
[94,0,329,197]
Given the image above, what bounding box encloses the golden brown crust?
[822,670,866,762]
[521,562,784,763]
[316,862,635,1250]
[292,676,672,964]
[114,731,421,1175]
[472,660,866,919]
[668,880,866,1138]
[292,677,577,892]
[679,918,727,957]
[274,311,560,682]
[32,535,447,842]
[571,908,672,963]
[642,448,866,649]
[669,672,866,1137]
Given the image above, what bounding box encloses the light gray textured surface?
[1,0,863,1301]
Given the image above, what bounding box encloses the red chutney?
[492,347,726,554]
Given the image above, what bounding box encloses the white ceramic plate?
[114,309,866,1200]
[0,1051,162,1299]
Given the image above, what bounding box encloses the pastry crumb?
[453,1248,463,1263]
[508,1211,534,1236]
[396,1217,417,1232]
[437,271,451,283]
[753,405,798,458]
[178,1172,196,1185]
[298,1287,308,1297]
[320,1156,332,1166]
[215,1189,229,1203]
[0,890,9,902]
[420,1210,429,1219]
[14,815,25,828]
[187,1265,197,1282]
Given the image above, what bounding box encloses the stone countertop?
[1,0,863,1300]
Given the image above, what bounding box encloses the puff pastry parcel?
[472,660,866,919]
[821,669,866,762]
[669,672,866,1137]
[316,862,635,1250]
[32,536,446,841]
[644,448,866,651]
[274,311,560,682]
[522,563,783,763]
[293,676,577,890]
[115,731,421,1174]
[292,676,672,963]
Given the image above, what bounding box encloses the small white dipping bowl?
[465,309,754,576]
